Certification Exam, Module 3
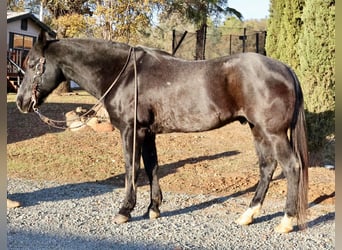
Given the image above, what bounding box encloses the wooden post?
[172,29,176,53]
[172,30,188,56]
[242,28,246,53]
[256,32,259,54]
[195,24,207,60]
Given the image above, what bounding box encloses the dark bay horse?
[16,31,308,233]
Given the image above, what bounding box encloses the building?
[7,11,56,92]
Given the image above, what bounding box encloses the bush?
[266,0,335,166]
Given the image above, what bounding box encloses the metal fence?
[172,28,266,60]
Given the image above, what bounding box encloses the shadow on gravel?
[8,182,117,208]
[160,182,335,231]
[162,183,258,218]
[307,212,335,228]
[99,150,241,187]
[7,229,163,250]
[8,151,241,207]
[252,211,335,232]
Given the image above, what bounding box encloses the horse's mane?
[60,38,131,49]
[136,45,173,57]
[43,37,174,62]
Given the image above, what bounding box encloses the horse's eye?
[28,60,35,69]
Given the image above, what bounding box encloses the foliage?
[51,14,89,38]
[162,0,242,59]
[139,12,195,51]
[278,0,304,71]
[7,0,25,11]
[91,0,162,43]
[265,0,285,58]
[42,0,93,18]
[298,0,335,164]
[266,0,305,66]
[266,0,335,165]
[163,0,242,28]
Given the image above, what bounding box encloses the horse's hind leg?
[142,132,163,219]
[236,126,277,226]
[273,136,301,233]
[236,125,301,233]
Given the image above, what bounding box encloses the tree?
[42,0,92,19]
[143,11,195,53]
[92,0,162,44]
[298,0,335,165]
[266,0,335,165]
[163,0,242,60]
[266,0,305,70]
[278,0,304,70]
[7,0,25,11]
[51,13,89,38]
[265,0,285,58]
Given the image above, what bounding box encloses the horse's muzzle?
[16,95,34,114]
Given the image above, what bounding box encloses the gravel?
[7,178,335,249]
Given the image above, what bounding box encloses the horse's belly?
[151,110,230,133]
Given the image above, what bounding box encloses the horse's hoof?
[113,214,130,224]
[275,223,293,233]
[275,214,293,233]
[7,199,21,208]
[236,214,253,225]
[149,210,160,219]
[236,204,261,226]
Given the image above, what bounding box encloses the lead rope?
[132,48,138,192]
[33,47,134,130]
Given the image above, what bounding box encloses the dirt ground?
[7,92,335,206]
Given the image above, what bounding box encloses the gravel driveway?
[7,178,335,249]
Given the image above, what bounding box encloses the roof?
[7,11,56,37]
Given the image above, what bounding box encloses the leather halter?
[31,57,46,112]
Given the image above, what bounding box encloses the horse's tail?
[289,68,309,229]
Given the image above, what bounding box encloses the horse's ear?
[37,29,47,47]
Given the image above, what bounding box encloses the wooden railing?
[7,49,25,76]
[7,49,26,92]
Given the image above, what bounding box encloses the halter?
[30,47,137,130]
[31,57,46,112]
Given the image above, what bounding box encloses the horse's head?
[16,31,65,113]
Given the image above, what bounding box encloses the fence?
[172,27,266,60]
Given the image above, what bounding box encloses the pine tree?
[265,0,285,58]
[266,0,304,70]
[278,0,304,70]
[298,0,335,164]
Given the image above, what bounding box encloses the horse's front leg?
[114,126,142,224]
[142,131,162,219]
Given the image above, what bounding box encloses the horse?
[16,30,308,233]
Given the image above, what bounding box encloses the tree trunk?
[195,24,207,60]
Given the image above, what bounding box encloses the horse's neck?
[55,40,131,99]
